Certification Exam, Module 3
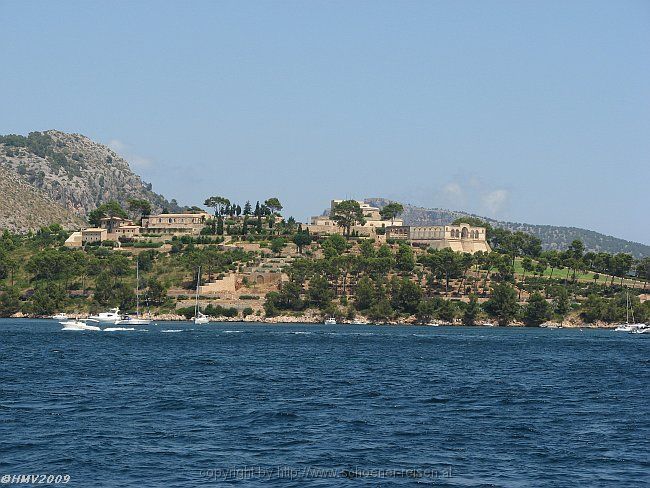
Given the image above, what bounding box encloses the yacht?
[631,326,650,334]
[117,260,151,326]
[60,319,101,331]
[117,315,151,326]
[324,317,337,325]
[192,266,210,325]
[615,323,647,332]
[52,313,68,320]
[88,308,122,324]
[540,323,561,329]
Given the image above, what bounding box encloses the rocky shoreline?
[7,311,619,328]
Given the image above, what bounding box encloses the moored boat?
[116,260,151,325]
[615,292,644,332]
[192,266,210,325]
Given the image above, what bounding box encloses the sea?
[0,319,648,487]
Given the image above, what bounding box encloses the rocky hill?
[365,198,650,258]
[0,130,179,229]
[0,165,85,233]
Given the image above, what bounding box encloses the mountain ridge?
[0,130,181,232]
[0,165,85,233]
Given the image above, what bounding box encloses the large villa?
[386,224,491,254]
[307,200,404,237]
[307,199,491,254]
[65,199,490,254]
[64,211,211,247]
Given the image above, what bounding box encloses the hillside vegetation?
[0,197,648,327]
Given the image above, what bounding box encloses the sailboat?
[614,291,646,332]
[193,266,210,325]
[117,259,151,325]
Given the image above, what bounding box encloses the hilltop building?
[99,216,135,233]
[141,212,210,235]
[387,223,491,254]
[65,211,210,247]
[64,228,108,247]
[307,200,403,236]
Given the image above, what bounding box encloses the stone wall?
[387,223,491,254]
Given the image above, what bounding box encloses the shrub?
[133,242,163,248]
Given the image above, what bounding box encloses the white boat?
[192,266,210,325]
[117,315,151,326]
[631,327,650,334]
[194,311,210,325]
[60,319,101,331]
[324,317,337,325]
[614,292,645,332]
[615,323,647,332]
[117,260,151,326]
[52,313,68,320]
[88,307,122,324]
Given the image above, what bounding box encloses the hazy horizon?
[1,1,648,244]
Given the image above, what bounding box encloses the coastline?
[6,311,619,328]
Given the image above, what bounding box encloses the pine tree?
[463,294,481,326]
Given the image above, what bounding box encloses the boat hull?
[116,318,151,325]
[60,321,101,331]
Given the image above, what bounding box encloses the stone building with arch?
[386,223,491,254]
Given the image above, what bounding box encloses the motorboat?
[117,315,151,326]
[88,308,122,323]
[324,317,337,325]
[615,323,647,332]
[630,325,650,334]
[192,266,210,325]
[60,319,101,331]
[540,323,561,329]
[52,313,68,320]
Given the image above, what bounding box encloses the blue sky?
[1,1,649,244]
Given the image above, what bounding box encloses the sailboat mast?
[136,259,140,317]
[195,266,201,316]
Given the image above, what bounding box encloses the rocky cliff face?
[0,130,179,223]
[365,198,650,258]
[0,165,85,232]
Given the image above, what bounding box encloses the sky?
[1,0,649,244]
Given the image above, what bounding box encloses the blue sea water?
[0,320,648,487]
